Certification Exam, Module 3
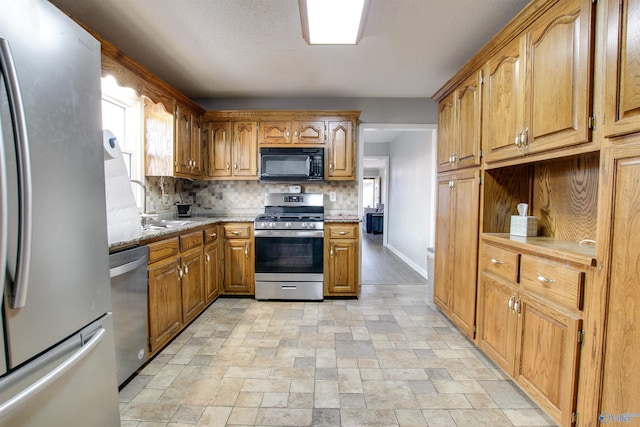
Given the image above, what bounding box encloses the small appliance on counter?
[176,202,192,217]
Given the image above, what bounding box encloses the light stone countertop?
[109,214,361,251]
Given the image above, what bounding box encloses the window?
[363,177,380,208]
[101,75,144,211]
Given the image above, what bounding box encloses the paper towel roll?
[103,129,142,245]
[103,129,121,160]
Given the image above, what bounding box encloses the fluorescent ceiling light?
[300,0,369,45]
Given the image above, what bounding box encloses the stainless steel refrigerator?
[0,0,121,425]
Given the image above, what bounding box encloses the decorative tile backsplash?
[145,177,358,218]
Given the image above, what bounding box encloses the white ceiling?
[50,0,529,99]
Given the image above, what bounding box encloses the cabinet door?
[175,104,192,175]
[524,0,594,153]
[515,297,582,426]
[326,238,358,294]
[599,156,640,419]
[259,121,291,144]
[293,120,325,145]
[604,0,640,137]
[483,37,525,162]
[206,121,232,177]
[144,99,174,177]
[449,171,480,339]
[180,248,205,324]
[190,113,202,176]
[434,176,453,312]
[437,92,456,172]
[327,121,355,179]
[477,274,518,376]
[224,239,253,294]
[204,243,221,303]
[148,257,183,354]
[232,121,258,178]
[456,70,482,169]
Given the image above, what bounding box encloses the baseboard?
[384,243,429,280]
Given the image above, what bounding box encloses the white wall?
[386,130,436,277]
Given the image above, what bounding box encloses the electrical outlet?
[329,191,337,202]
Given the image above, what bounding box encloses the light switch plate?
[329,191,337,202]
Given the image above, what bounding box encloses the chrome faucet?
[129,179,147,214]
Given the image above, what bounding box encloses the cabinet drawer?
[482,243,520,282]
[180,230,203,251]
[147,237,180,264]
[520,254,585,310]
[224,224,252,239]
[204,226,219,244]
[327,224,358,238]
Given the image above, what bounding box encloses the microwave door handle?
[306,156,311,176]
[0,99,6,283]
[0,39,33,309]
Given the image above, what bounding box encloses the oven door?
[254,230,324,275]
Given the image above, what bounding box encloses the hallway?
[119,235,556,426]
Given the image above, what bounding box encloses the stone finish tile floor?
[119,284,557,426]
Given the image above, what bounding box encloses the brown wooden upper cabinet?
[437,70,482,172]
[604,0,640,138]
[327,120,355,180]
[174,103,202,178]
[483,0,595,164]
[203,121,258,179]
[258,120,326,145]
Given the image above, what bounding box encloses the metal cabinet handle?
[226,162,230,170]
[508,295,516,312]
[523,127,529,148]
[490,258,504,265]
[178,266,183,279]
[330,246,334,257]
[513,297,521,316]
[205,254,210,263]
[537,275,555,284]
[514,132,521,147]
[183,263,189,275]
[245,243,249,258]
[294,130,298,138]
[329,162,333,171]
[234,162,238,170]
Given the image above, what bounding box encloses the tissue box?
[510,216,538,237]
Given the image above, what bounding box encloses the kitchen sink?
[142,219,202,230]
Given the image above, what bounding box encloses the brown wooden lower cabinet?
[477,239,589,426]
[180,246,205,325]
[324,223,359,296]
[148,255,183,354]
[223,223,254,295]
[204,226,221,304]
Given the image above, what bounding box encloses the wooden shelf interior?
[483,153,599,245]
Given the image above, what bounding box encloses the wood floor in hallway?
[360,232,428,285]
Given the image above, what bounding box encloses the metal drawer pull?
[339,231,347,235]
[490,258,504,265]
[232,231,240,235]
[537,275,555,284]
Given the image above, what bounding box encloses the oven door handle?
[254,230,324,238]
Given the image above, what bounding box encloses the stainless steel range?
[254,193,324,300]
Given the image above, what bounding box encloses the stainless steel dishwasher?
[109,245,149,387]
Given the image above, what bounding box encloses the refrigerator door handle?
[0,38,33,309]
[0,327,105,418]
[0,108,7,285]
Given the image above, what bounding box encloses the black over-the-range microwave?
[259,147,324,182]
